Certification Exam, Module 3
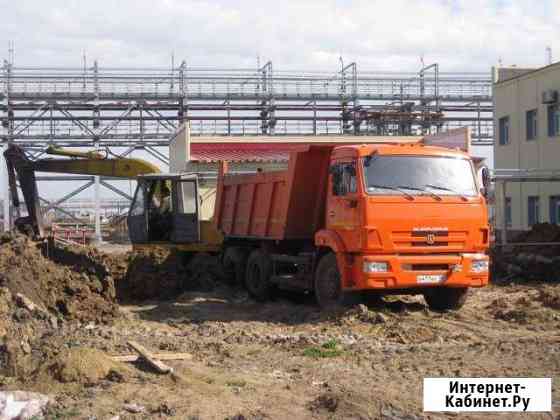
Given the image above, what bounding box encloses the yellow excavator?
[4,145,222,252]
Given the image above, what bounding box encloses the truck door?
[327,161,361,252]
[171,179,200,243]
[127,182,148,243]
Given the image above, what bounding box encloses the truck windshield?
[363,155,478,197]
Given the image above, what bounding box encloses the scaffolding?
[0,59,494,236]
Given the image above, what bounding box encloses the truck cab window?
[332,162,357,196]
[346,163,357,193]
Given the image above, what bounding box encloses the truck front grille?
[392,230,467,251]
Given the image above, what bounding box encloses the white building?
[493,63,560,233]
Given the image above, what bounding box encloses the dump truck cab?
[128,173,222,252]
[318,143,489,305]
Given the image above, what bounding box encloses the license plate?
[417,274,446,284]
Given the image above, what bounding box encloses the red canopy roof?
[190,142,309,162]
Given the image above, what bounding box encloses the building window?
[548,105,560,137]
[505,197,512,227]
[526,109,538,140]
[498,116,510,145]
[550,196,560,224]
[528,196,540,227]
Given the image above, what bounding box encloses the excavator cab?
[128,174,200,244]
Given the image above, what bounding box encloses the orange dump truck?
[214,143,489,310]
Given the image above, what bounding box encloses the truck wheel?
[223,247,248,285]
[314,253,347,310]
[245,249,274,301]
[423,287,469,311]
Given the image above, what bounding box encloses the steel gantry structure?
[0,59,493,238]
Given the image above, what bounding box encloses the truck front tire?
[245,249,274,301]
[423,287,469,311]
[314,253,347,310]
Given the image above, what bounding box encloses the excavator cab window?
[128,176,200,244]
[170,179,200,243]
[129,184,145,217]
[128,181,149,243]
[146,179,173,241]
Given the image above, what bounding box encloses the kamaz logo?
[426,233,436,245]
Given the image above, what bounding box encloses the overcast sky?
[0,0,556,201]
[1,0,558,72]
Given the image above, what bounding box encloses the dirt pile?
[0,233,121,379]
[492,223,560,282]
[513,223,560,253]
[537,287,560,310]
[485,285,560,324]
[118,247,187,300]
[44,347,128,385]
[307,389,382,419]
[0,232,118,323]
[119,248,223,300]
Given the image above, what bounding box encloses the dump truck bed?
[214,145,333,240]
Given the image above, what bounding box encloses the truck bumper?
[345,253,489,291]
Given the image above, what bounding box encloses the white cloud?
[0,0,558,72]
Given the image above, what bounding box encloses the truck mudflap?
[345,253,489,291]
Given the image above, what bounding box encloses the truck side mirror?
[480,167,490,198]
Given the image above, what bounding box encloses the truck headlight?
[363,261,389,273]
[471,260,489,273]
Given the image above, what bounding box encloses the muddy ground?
[0,237,559,419]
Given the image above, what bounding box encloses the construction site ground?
[1,234,559,419]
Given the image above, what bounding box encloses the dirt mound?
[486,298,530,323]
[0,233,121,379]
[119,248,223,300]
[118,247,187,300]
[513,222,560,246]
[484,285,560,323]
[45,347,127,385]
[0,232,118,323]
[492,223,560,282]
[537,287,560,310]
[308,390,380,419]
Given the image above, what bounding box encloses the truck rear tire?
[223,247,248,285]
[423,287,468,311]
[245,249,274,301]
[314,253,348,310]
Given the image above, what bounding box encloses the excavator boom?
[4,145,159,237]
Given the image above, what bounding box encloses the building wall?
[494,64,560,231]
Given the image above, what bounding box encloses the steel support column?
[2,145,10,232]
[94,175,102,243]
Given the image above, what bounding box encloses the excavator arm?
[4,145,160,237]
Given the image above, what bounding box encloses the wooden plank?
[127,340,173,374]
[110,352,193,363]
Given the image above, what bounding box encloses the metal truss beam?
[1,60,495,233]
